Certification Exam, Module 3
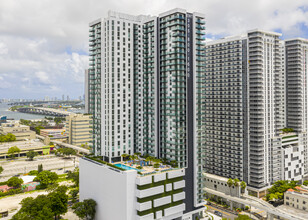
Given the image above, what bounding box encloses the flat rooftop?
[0,140,46,154]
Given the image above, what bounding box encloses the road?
[0,156,78,181]
[205,205,237,220]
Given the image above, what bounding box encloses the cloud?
[0,0,308,98]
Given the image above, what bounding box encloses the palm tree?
[227,178,233,195]
[233,178,240,196]
[234,178,240,187]
[170,160,178,168]
[130,155,137,164]
[145,157,151,165]
[146,156,156,165]
[121,153,129,162]
[134,152,141,160]
[240,181,247,194]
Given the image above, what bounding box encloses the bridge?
[36,135,90,155]
[204,187,305,220]
[17,107,72,117]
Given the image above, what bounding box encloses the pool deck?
[113,160,174,175]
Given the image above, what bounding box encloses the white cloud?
[0,0,308,98]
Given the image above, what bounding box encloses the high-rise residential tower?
[285,38,308,176]
[205,30,285,195]
[89,11,149,161]
[86,8,206,219]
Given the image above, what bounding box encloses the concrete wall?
[79,158,137,220]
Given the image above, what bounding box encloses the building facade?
[65,114,92,147]
[285,38,308,177]
[205,30,285,193]
[85,69,89,114]
[0,121,36,141]
[80,157,186,220]
[88,8,206,218]
[285,186,308,211]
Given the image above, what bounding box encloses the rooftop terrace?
[85,155,179,176]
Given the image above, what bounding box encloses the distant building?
[65,114,92,147]
[67,95,70,101]
[0,116,7,125]
[285,186,308,211]
[0,122,36,141]
[62,94,65,101]
[40,129,66,138]
[84,69,89,114]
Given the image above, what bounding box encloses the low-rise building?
[65,114,92,147]
[284,186,308,211]
[40,129,66,138]
[80,157,186,220]
[0,121,35,141]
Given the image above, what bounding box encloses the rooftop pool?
[114,163,144,172]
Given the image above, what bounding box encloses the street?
[205,205,238,220]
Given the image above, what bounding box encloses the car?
[214,211,223,217]
[64,170,69,173]
[58,168,63,170]
[13,174,19,177]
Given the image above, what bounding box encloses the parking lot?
[0,155,79,181]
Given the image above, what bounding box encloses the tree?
[67,168,79,187]
[28,170,38,176]
[54,117,64,125]
[130,154,138,163]
[7,177,24,188]
[72,199,97,220]
[170,160,178,168]
[34,126,45,135]
[57,148,76,158]
[34,170,58,189]
[6,133,16,142]
[8,146,21,158]
[38,164,43,173]
[70,189,79,203]
[227,178,234,195]
[281,127,294,133]
[48,185,68,220]
[266,180,299,201]
[12,195,54,220]
[26,150,38,161]
[0,166,3,175]
[227,178,234,187]
[234,178,240,187]
[303,180,308,186]
[121,153,129,161]
[240,181,247,193]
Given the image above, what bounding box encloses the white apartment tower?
[89,12,150,161]
[88,9,206,218]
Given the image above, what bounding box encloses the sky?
[0,0,308,99]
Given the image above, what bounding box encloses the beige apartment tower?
[65,114,92,147]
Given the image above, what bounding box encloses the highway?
[17,107,72,117]
[36,135,90,154]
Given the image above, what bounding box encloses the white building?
[80,157,186,220]
[88,9,206,218]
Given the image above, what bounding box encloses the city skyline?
[1,0,308,98]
